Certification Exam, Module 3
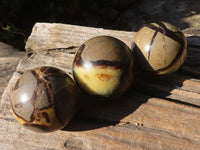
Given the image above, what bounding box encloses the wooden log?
[25,23,136,53]
[1,23,200,150]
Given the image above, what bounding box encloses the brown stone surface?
[0,23,200,150]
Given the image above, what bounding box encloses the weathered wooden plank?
[1,106,200,150]
[1,23,200,150]
[1,100,200,150]
[75,93,200,140]
[134,73,200,106]
[25,23,136,54]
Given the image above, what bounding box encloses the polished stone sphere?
[73,36,134,97]
[133,21,187,74]
[11,67,77,132]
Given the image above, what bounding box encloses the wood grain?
[1,23,200,150]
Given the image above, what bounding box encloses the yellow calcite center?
[74,65,122,96]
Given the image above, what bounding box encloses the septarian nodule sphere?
[73,36,134,97]
[133,21,187,74]
[11,67,77,132]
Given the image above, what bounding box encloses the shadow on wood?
[63,88,149,131]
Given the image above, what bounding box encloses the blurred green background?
[0,0,199,50]
[0,0,137,50]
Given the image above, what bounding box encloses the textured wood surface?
[1,23,200,150]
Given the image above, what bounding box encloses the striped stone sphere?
[133,21,187,74]
[73,36,134,97]
[11,67,77,132]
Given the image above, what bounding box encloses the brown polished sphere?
[73,36,134,97]
[11,67,77,132]
[133,21,187,74]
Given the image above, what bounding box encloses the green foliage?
[0,23,16,40]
